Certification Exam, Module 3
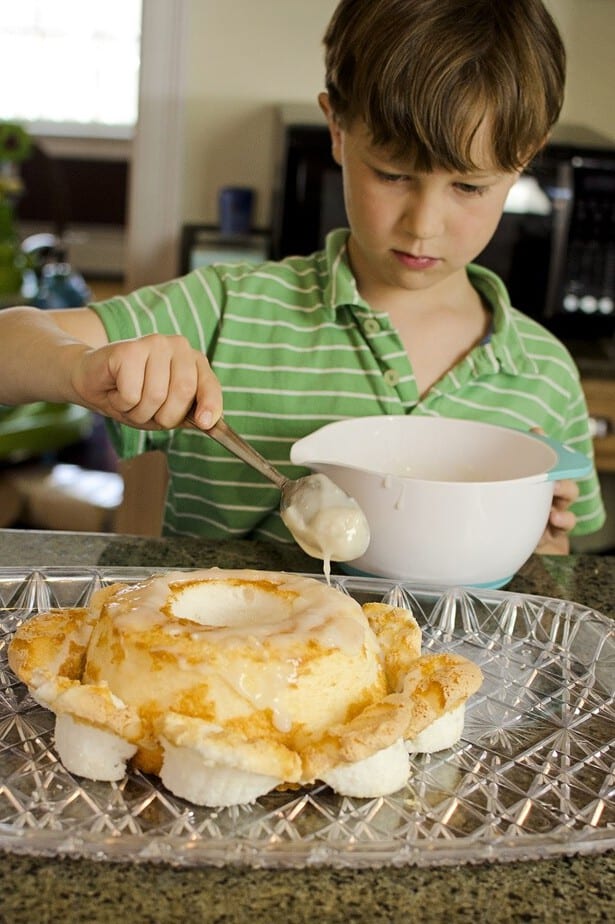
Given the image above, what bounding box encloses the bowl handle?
[531,433,592,481]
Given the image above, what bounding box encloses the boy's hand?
[72,333,222,431]
[530,427,578,556]
[535,478,579,555]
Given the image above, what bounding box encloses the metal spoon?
[184,414,370,561]
[186,413,288,490]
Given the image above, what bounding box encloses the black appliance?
[270,106,615,358]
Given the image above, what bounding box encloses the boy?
[0,0,605,553]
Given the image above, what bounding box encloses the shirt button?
[364,318,380,334]
[384,369,400,386]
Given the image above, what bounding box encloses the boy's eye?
[454,181,488,196]
[374,169,409,183]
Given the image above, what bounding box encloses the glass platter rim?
[0,564,613,870]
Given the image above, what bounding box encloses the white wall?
[178,0,615,231]
[546,0,615,135]
[181,0,337,228]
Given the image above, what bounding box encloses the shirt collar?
[321,231,540,378]
[322,229,364,317]
[467,263,540,376]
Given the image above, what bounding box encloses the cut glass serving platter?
[0,566,613,869]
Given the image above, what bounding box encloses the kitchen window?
[0,0,142,139]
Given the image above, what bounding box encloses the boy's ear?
[318,91,343,165]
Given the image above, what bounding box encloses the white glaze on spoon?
[281,473,370,579]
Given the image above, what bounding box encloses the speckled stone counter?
[1,529,614,924]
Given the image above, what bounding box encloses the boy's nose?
[401,192,445,240]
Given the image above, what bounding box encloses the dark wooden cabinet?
[583,378,615,472]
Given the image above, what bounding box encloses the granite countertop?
[1,529,614,924]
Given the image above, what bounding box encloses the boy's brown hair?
[323,0,566,172]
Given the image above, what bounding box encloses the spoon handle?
[185,413,287,490]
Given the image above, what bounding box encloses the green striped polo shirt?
[91,228,605,542]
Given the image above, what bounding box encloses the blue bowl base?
[339,562,514,590]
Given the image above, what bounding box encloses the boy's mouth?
[392,250,440,271]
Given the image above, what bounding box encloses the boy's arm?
[0,306,106,405]
[0,305,222,430]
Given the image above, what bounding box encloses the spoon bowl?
[278,471,371,561]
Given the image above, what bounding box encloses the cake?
[8,568,483,806]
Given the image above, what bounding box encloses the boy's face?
[319,94,520,307]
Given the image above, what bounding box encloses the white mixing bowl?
[290,416,591,588]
